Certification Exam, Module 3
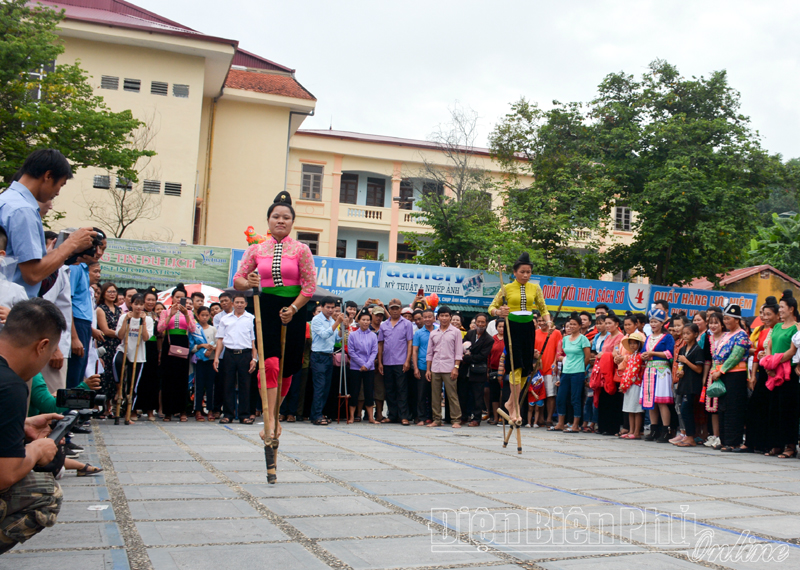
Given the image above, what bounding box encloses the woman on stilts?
[488,252,551,424]
[233,192,316,480]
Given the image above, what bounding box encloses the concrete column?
[328,154,343,257]
[388,161,402,262]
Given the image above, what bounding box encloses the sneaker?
[65,449,80,459]
[704,436,718,448]
[65,442,84,454]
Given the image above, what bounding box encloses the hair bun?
[782,290,794,300]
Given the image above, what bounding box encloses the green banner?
[99,238,233,290]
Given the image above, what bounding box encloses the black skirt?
[504,317,535,377]
[258,292,308,379]
[746,367,771,451]
[135,339,160,412]
[161,334,190,416]
[767,368,800,450]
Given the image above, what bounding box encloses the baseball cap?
[388,298,402,308]
[401,307,412,314]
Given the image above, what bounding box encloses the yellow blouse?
[489,280,550,318]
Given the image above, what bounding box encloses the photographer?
[0,298,68,553]
[0,150,96,299]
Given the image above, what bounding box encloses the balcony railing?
[346,207,383,220]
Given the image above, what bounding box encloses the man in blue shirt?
[0,150,96,298]
[412,309,436,425]
[309,297,344,425]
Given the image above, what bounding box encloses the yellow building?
[42,0,632,267]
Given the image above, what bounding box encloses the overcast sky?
[134,0,800,159]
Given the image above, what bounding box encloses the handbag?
[469,363,488,376]
[706,379,726,398]
[168,344,189,359]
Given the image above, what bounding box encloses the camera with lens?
[55,227,107,266]
[34,389,105,475]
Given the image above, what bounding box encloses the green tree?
[593,60,777,285]
[404,105,502,268]
[0,0,153,184]
[489,99,612,278]
[748,212,800,280]
[491,60,777,285]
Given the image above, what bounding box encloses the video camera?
[55,227,107,266]
[48,389,106,443]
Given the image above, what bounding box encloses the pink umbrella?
[158,284,224,307]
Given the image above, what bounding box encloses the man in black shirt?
[0,298,67,554]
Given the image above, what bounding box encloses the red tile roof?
[224,69,316,101]
[36,0,237,45]
[686,265,800,290]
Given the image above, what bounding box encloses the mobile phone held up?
[417,288,424,297]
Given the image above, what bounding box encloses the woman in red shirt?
[487,320,505,424]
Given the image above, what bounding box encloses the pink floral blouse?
[233,235,316,298]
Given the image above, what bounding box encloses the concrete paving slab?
[379,492,510,512]
[683,484,787,498]
[713,514,800,540]
[116,472,220,484]
[325,469,425,482]
[55,501,116,522]
[112,461,206,473]
[136,518,288,545]
[265,495,392,516]
[288,513,429,538]
[351,480,463,495]
[15,522,124,550]
[644,501,778,520]
[538,552,713,569]
[242,482,356,497]
[128,499,261,520]
[0,549,129,570]
[317,535,500,569]
[732,495,800,513]
[228,471,326,483]
[147,543,330,570]
[60,485,110,502]
[123,484,238,500]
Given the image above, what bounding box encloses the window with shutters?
[164,182,182,197]
[116,177,132,191]
[100,75,119,90]
[366,177,386,207]
[123,78,141,93]
[150,81,168,96]
[615,205,631,231]
[336,239,347,258]
[301,164,323,201]
[297,232,319,255]
[93,175,110,189]
[339,173,358,204]
[142,180,161,194]
[422,181,444,198]
[396,242,416,262]
[173,84,189,98]
[356,240,379,260]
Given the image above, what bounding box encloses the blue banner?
[315,256,382,296]
[648,286,758,318]
[380,263,506,306]
[531,275,651,315]
[228,248,245,287]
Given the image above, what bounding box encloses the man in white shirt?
[41,231,70,392]
[214,293,256,424]
[211,291,234,418]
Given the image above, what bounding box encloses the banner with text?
[101,239,232,290]
[531,275,651,315]
[315,256,382,295]
[380,263,507,306]
[649,286,758,318]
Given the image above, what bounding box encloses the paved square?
[2,420,799,570]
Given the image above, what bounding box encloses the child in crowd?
[673,323,705,447]
[190,306,217,421]
[114,294,155,421]
[620,332,645,438]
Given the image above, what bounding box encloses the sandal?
[313,418,329,425]
[778,448,797,459]
[548,426,562,431]
[401,420,410,426]
[241,418,254,425]
[76,463,103,477]
[563,426,579,433]
[219,417,231,424]
[286,415,296,423]
[179,415,188,422]
[353,417,361,422]
[765,448,782,456]
[162,417,171,422]
[380,418,391,423]
[195,413,205,422]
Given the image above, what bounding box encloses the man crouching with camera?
[0,298,67,554]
